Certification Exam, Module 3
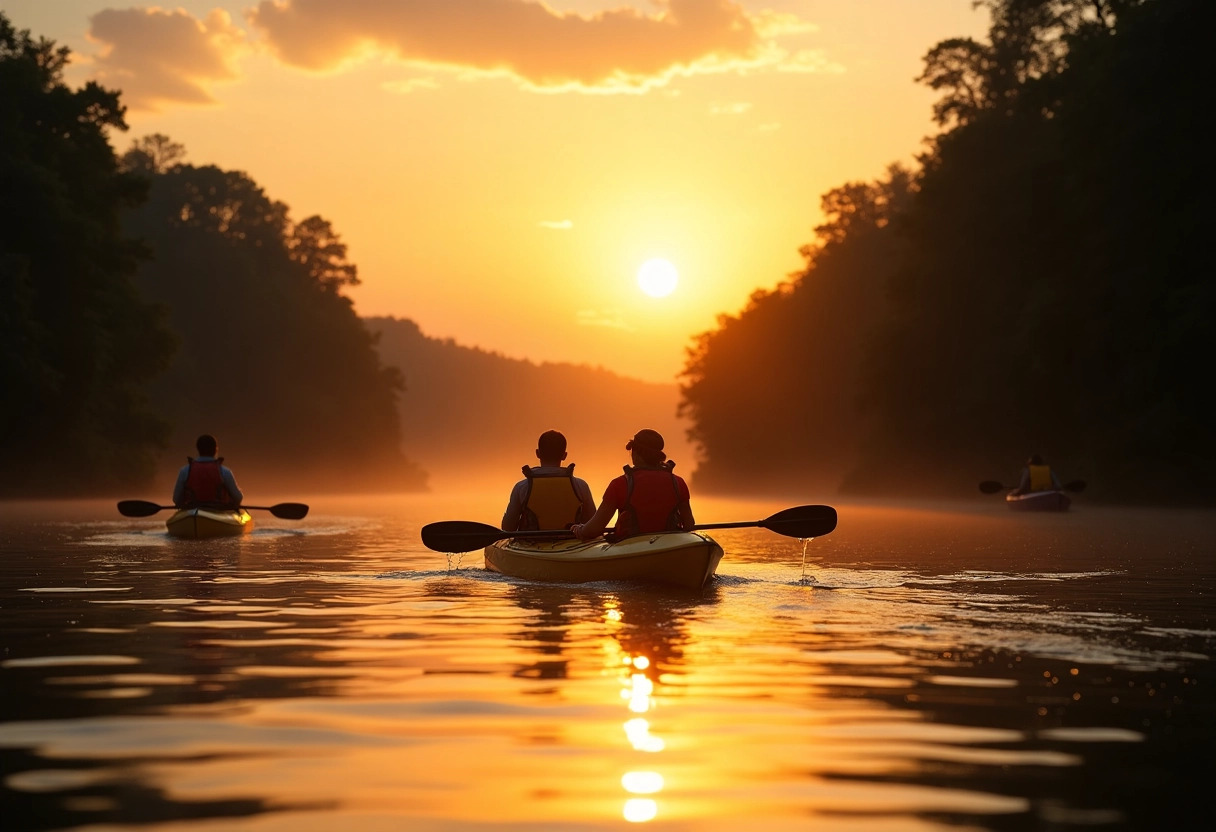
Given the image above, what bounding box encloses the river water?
[1,493,1213,831]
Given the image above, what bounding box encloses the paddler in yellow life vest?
[1010,453,1064,496]
[501,430,597,531]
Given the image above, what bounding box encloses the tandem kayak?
[165,507,254,538]
[484,531,725,589]
[1006,490,1071,512]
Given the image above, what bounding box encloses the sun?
[636,258,679,298]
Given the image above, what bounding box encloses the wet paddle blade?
[117,500,168,517]
[756,504,838,539]
[267,502,309,520]
[422,520,513,553]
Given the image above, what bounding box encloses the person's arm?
[501,481,526,531]
[572,499,616,541]
[172,467,188,506]
[1051,470,1063,489]
[676,479,695,530]
[575,479,597,523]
[222,467,243,505]
[1012,467,1030,495]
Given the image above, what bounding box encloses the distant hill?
[366,316,694,493]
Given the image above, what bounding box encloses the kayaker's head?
[1027,453,1044,466]
[626,429,666,466]
[536,430,568,466]
[196,434,218,457]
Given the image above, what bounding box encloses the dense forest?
[368,316,689,492]
[119,136,426,494]
[1,17,173,495]
[0,15,424,496]
[680,0,1210,504]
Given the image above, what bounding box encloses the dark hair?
[1028,453,1044,466]
[196,434,218,456]
[626,429,666,466]
[537,430,567,458]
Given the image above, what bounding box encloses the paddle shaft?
[117,500,309,519]
[421,504,838,553]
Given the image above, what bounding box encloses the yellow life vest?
[1028,464,1055,492]
[516,465,585,530]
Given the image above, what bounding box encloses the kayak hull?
[166,508,254,538]
[1006,490,1071,512]
[485,531,724,589]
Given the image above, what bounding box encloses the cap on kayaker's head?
[626,429,666,466]
[536,430,567,464]
[196,434,218,457]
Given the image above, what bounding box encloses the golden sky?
[7,0,987,383]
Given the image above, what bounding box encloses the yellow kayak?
[165,507,254,539]
[484,531,724,589]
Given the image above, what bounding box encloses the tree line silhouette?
[0,14,423,495]
[3,2,1207,503]
[679,0,1209,504]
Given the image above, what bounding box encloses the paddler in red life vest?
[1009,453,1064,496]
[172,434,245,508]
[571,429,695,541]
[501,430,597,531]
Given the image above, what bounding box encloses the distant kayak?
[484,531,725,589]
[166,507,254,538]
[1006,490,1071,512]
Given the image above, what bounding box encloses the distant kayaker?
[571,429,695,541]
[502,430,597,531]
[172,434,244,508]
[1009,454,1064,496]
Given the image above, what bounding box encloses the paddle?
[979,480,1086,494]
[421,504,838,553]
[117,500,310,520]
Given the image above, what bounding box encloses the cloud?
[87,7,247,110]
[538,219,573,230]
[577,309,631,330]
[381,77,440,94]
[709,101,751,115]
[778,48,844,74]
[246,0,773,92]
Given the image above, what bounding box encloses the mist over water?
[1,495,1213,831]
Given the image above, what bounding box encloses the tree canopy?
[0,14,174,495]
[679,0,1210,504]
[120,136,426,493]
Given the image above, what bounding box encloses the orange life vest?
[513,464,586,531]
[1028,464,1055,492]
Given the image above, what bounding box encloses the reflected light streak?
[625,672,654,713]
[622,771,664,794]
[623,717,665,752]
[623,798,658,822]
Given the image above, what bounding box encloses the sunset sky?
[6,0,987,384]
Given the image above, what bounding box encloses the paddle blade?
[978,481,1010,494]
[1064,480,1087,493]
[422,520,510,553]
[269,502,309,520]
[117,500,166,517]
[757,505,838,539]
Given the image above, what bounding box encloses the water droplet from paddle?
[798,537,818,585]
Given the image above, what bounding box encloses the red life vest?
[613,462,688,539]
[180,458,236,507]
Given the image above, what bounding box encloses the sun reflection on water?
[603,598,669,822]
